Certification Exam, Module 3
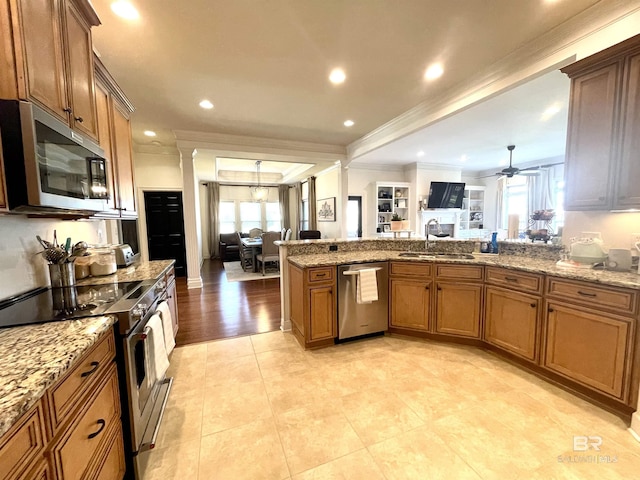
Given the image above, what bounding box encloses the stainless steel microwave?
[0,100,110,214]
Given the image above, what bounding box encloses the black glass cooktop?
[0,281,142,329]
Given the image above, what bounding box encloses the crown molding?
[346,162,405,173]
[347,0,640,161]
[173,130,346,160]
[133,143,179,156]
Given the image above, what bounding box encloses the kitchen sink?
[398,252,475,260]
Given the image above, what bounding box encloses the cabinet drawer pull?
[80,361,100,378]
[74,116,84,123]
[577,290,597,297]
[315,273,326,277]
[548,307,554,312]
[530,303,536,308]
[504,276,518,282]
[63,107,72,113]
[88,419,106,439]
[437,286,442,291]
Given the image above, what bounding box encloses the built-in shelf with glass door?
[460,186,485,230]
[376,183,410,233]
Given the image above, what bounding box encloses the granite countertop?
[0,315,116,437]
[287,251,640,290]
[75,259,175,286]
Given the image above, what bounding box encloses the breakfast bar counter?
[75,259,175,286]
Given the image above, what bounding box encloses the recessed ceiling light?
[541,103,561,121]
[329,68,346,85]
[111,1,139,20]
[199,99,214,109]
[460,154,468,162]
[143,130,156,137]
[344,120,354,127]
[417,151,425,157]
[424,63,444,81]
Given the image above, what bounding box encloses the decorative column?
[177,144,203,289]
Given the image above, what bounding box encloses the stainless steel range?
[0,278,174,480]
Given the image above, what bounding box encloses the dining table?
[241,237,262,272]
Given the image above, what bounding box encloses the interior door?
[144,191,187,277]
[347,196,362,238]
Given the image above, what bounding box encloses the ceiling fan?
[495,145,541,178]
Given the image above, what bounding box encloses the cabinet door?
[94,79,120,214]
[308,286,335,341]
[544,303,631,399]
[64,0,98,139]
[564,62,620,210]
[111,101,136,215]
[485,286,539,361]
[389,278,430,331]
[615,52,640,208]
[435,282,481,338]
[18,0,68,120]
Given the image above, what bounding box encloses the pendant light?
[250,160,269,202]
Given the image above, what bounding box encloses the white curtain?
[527,168,555,215]
[207,182,220,258]
[495,177,506,229]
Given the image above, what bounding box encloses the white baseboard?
[186,276,203,289]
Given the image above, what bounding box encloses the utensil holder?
[49,262,76,288]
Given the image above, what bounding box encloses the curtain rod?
[201,182,293,187]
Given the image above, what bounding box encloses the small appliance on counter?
[568,238,608,265]
[113,244,140,267]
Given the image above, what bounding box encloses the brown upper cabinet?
[562,34,640,210]
[0,0,100,140]
[94,56,137,218]
[0,129,6,212]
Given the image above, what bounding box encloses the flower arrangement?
[391,213,404,221]
[531,209,555,221]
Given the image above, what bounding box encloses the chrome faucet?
[425,218,441,251]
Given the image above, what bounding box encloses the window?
[219,201,236,233]
[240,202,261,232]
[552,180,565,233]
[503,176,528,232]
[265,202,281,232]
[300,199,309,231]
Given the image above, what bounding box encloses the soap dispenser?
[491,232,499,254]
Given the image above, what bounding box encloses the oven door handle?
[138,325,152,341]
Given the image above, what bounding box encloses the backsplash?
[0,216,106,299]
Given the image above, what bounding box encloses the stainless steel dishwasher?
[337,262,389,340]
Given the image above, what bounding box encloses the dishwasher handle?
[342,267,383,276]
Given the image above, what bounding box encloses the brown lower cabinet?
[389,277,431,331]
[0,329,125,480]
[543,301,633,400]
[434,264,483,338]
[484,286,540,362]
[289,263,337,348]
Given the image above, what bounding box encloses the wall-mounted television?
[427,182,466,209]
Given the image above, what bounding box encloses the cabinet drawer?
[0,402,46,480]
[485,267,542,294]
[307,267,334,283]
[546,278,637,315]
[390,262,432,277]
[435,264,483,281]
[93,421,126,480]
[165,266,175,285]
[51,363,121,480]
[47,331,115,434]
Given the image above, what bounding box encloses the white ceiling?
[90,0,606,175]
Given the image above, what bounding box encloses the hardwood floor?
[174,259,282,346]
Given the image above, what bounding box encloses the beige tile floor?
[144,332,640,479]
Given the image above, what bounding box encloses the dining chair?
[237,231,253,272]
[256,231,280,275]
[249,228,263,238]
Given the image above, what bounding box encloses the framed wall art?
[317,197,336,222]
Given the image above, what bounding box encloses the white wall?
[315,166,342,239]
[564,211,640,252]
[0,216,106,298]
[133,151,183,262]
[347,166,406,237]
